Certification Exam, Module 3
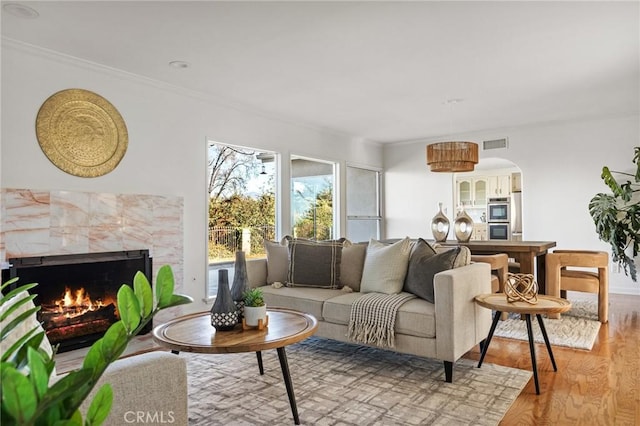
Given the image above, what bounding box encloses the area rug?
[493,299,600,350]
[186,337,531,425]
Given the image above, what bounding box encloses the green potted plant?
[242,288,266,327]
[588,146,639,282]
[0,265,192,425]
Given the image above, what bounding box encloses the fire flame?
[56,286,105,318]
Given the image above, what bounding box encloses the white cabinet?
[488,174,510,198]
[511,172,522,192]
[474,179,488,206]
[457,178,472,206]
[456,177,488,207]
[471,224,487,241]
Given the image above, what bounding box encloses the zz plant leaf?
[85,384,113,426]
[116,284,141,333]
[1,366,38,422]
[155,265,175,309]
[100,321,128,363]
[133,271,153,317]
[27,348,49,399]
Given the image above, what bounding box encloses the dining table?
[438,240,557,294]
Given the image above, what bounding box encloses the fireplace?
[3,250,152,353]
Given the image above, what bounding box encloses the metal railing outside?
[208,225,275,261]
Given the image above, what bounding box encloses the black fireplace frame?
[3,249,153,353]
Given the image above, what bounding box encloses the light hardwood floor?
[464,293,640,425]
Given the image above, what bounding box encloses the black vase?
[210,269,238,331]
[230,251,249,323]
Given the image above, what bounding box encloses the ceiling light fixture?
[426,142,478,172]
[426,99,478,172]
[3,3,39,19]
[169,60,190,69]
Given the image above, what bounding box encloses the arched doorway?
[453,157,523,240]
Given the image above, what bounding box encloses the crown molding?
[2,37,380,147]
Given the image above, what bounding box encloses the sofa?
[0,290,188,426]
[245,237,493,382]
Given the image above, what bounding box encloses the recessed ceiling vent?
[483,138,508,150]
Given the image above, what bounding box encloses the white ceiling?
[2,1,638,143]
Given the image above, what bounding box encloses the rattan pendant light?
[426,141,478,172]
[426,99,478,172]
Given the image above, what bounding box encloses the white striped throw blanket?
[347,292,416,349]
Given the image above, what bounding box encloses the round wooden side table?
[474,293,571,395]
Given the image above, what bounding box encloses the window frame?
[290,154,339,240]
[205,139,279,301]
[345,164,383,242]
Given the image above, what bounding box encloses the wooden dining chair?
[471,253,509,293]
[471,253,510,321]
[545,250,609,323]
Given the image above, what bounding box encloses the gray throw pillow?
[286,238,345,289]
[264,239,289,284]
[403,245,461,303]
[409,238,437,258]
[402,239,437,289]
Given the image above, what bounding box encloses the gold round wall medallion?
[36,88,128,177]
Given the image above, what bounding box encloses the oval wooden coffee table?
[474,293,572,395]
[152,307,318,425]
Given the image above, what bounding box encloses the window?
[290,156,337,239]
[206,141,277,299]
[346,165,381,242]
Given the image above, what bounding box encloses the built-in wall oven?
[487,197,511,240]
[488,222,511,240]
[487,197,510,222]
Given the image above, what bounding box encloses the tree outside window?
[207,144,276,262]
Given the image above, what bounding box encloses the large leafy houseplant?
[588,146,640,282]
[0,265,192,425]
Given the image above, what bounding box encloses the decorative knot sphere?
[505,273,538,304]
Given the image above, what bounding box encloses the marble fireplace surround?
[1,188,184,322]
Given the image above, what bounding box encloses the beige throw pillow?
[264,239,289,284]
[340,242,368,291]
[360,237,412,294]
[433,243,471,268]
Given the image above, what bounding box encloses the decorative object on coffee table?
[453,206,474,242]
[35,88,128,177]
[210,269,238,331]
[231,250,249,323]
[505,272,538,304]
[430,202,450,242]
[242,288,268,330]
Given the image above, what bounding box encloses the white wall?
[384,115,640,295]
[1,41,383,312]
